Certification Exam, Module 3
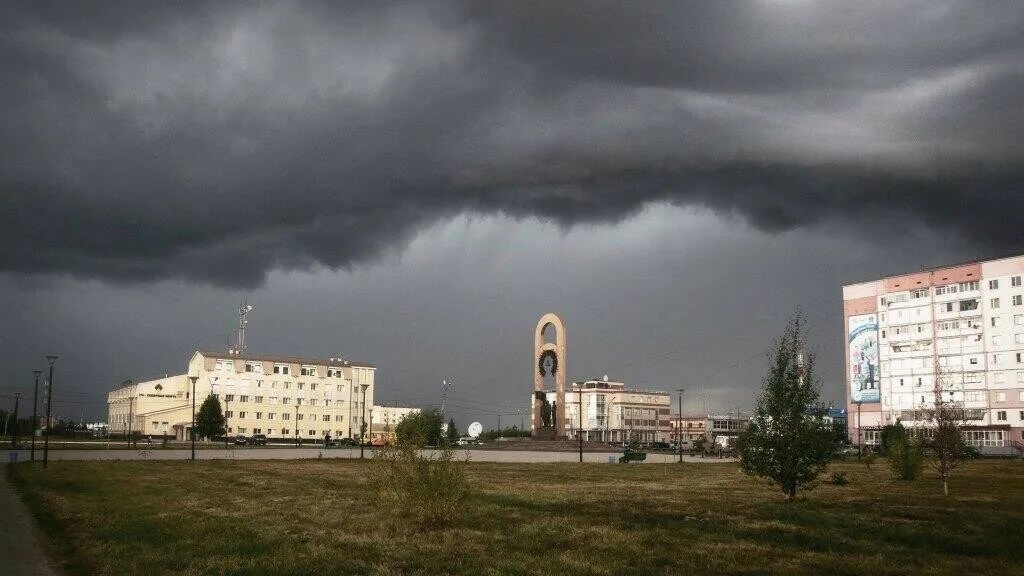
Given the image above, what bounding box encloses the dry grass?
[7,459,1024,575]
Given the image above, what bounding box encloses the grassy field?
[7,458,1024,576]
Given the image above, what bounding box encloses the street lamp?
[31,370,41,461]
[677,388,685,463]
[43,355,57,469]
[359,383,369,459]
[578,388,584,463]
[189,376,198,461]
[295,404,299,447]
[11,392,21,451]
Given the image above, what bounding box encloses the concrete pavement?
[8,447,734,463]
[0,469,56,576]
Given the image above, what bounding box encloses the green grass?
[7,459,1024,576]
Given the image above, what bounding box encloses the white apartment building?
[535,377,671,443]
[108,350,375,442]
[843,254,1024,452]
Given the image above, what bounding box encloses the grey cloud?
[1,1,1022,287]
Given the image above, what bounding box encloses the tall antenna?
[235,297,254,354]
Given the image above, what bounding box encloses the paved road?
[8,447,735,464]
[0,470,56,576]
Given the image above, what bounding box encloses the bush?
[888,437,925,481]
[829,471,849,486]
[372,435,470,527]
[861,451,877,471]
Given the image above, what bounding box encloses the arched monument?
[533,312,566,440]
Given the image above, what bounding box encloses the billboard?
[848,314,880,403]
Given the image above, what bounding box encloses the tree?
[395,409,443,447]
[737,314,842,500]
[886,421,924,480]
[446,418,459,444]
[926,366,972,496]
[193,394,226,440]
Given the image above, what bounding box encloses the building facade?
[668,414,708,445]
[107,350,375,442]
[843,254,1024,452]
[534,377,672,443]
[369,405,421,445]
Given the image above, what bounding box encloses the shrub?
[887,437,924,481]
[372,436,470,527]
[829,470,849,486]
[861,451,877,471]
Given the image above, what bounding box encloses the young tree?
[737,314,842,500]
[446,418,459,444]
[194,394,226,440]
[926,366,972,496]
[395,409,444,447]
[886,421,924,480]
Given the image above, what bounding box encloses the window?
[274,364,290,375]
[959,281,979,292]
[1013,276,1022,287]
[215,359,234,371]
[1017,315,1024,325]
[225,394,235,402]
[328,368,343,378]
[268,413,275,420]
[959,299,979,312]
[282,413,290,421]
[297,414,304,421]
[991,298,1001,309]
[240,395,249,402]
[245,363,262,374]
[940,302,954,313]
[310,383,318,391]
[911,289,928,299]
[995,372,1005,383]
[965,430,1005,447]
[308,430,316,436]
[322,415,330,422]
[1014,295,1024,306]
[282,397,291,404]
[301,366,317,376]
[935,285,957,295]
[993,354,1002,365]
[254,396,263,404]
[993,336,1003,346]
[237,427,246,434]
[1019,372,1024,383]
[297,382,305,390]
[1019,391,1024,402]
[283,382,290,389]
[991,317,1000,327]
[969,357,979,365]
[937,321,959,331]
[255,412,262,420]
[296,398,303,406]
[335,415,344,422]
[989,279,999,290]
[996,392,1006,402]
[225,411,234,418]
[239,411,247,418]
[310,399,318,407]
[1016,334,1024,344]
[282,428,290,435]
[996,411,1007,421]
[965,391,982,402]
[1018,352,1024,363]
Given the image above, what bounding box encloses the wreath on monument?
[538,350,559,377]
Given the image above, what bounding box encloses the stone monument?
[533,312,566,440]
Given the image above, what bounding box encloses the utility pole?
[497,414,501,438]
[856,400,863,457]
[677,387,685,463]
[11,393,21,450]
[440,379,453,423]
[43,355,57,469]
[578,387,584,463]
[189,376,198,461]
[359,383,369,459]
[295,404,299,447]
[31,370,41,461]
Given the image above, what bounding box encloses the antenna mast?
[235,297,254,354]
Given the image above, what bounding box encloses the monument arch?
[533,312,567,439]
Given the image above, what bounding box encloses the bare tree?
[926,363,971,496]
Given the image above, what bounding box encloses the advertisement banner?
[849,314,880,403]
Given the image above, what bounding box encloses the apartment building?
[668,414,708,445]
[107,350,375,442]
[536,377,671,443]
[843,254,1024,452]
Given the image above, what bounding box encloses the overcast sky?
[2,1,1022,428]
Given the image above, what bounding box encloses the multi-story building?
[369,405,421,445]
[107,350,375,442]
[668,414,708,446]
[843,254,1024,453]
[707,413,750,448]
[535,377,671,443]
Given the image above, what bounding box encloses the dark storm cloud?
[2,1,1023,287]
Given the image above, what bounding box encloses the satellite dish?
[467,422,483,438]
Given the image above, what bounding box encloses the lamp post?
[360,383,369,459]
[855,400,863,457]
[677,388,685,463]
[223,396,229,449]
[189,376,198,461]
[294,404,299,447]
[11,393,21,450]
[43,355,57,469]
[578,388,584,463]
[31,370,41,461]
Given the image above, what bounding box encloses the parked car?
[334,437,358,446]
[232,435,248,445]
[650,441,671,451]
[249,434,267,446]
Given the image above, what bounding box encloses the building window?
[282,428,290,435]
[240,395,249,402]
[255,396,263,404]
[268,413,275,420]
[993,354,1002,365]
[225,394,235,402]
[995,372,1006,384]
[996,411,1007,421]
[225,411,234,418]
[911,289,928,299]
[1013,276,1022,287]
[969,357,979,365]
[993,336,1003,346]
[301,366,317,377]
[1018,352,1024,363]
[282,413,290,421]
[310,383,318,391]
[989,279,1000,290]
[255,412,262,420]
[274,364,290,375]
[322,415,330,422]
[297,414,304,421]
[959,299,979,312]
[991,298,1001,309]
[238,427,246,434]
[991,317,1000,327]
[245,363,262,374]
[1019,391,1024,402]
[940,302,954,313]
[1015,295,1024,307]
[996,392,1006,402]
[239,411,247,418]
[959,281,979,292]
[935,285,957,296]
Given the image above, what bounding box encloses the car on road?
[249,434,268,446]
[232,435,248,445]
[333,438,358,447]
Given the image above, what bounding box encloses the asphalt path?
[7,447,734,464]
